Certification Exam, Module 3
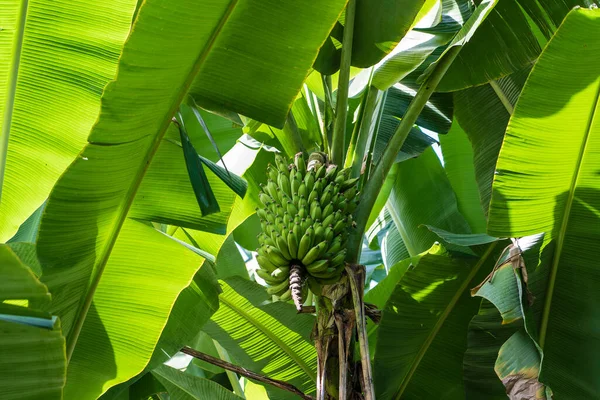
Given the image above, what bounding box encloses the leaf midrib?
[65,0,240,360]
[393,242,498,399]
[156,367,243,400]
[0,0,29,202]
[538,78,600,348]
[220,295,317,383]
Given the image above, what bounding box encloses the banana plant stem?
[330,0,356,165]
[347,46,462,263]
[350,85,380,177]
[345,264,375,400]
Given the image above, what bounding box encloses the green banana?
[271,266,290,281]
[303,171,315,192]
[278,288,292,300]
[330,249,347,266]
[275,233,291,260]
[322,202,334,219]
[305,259,330,274]
[278,172,291,197]
[297,230,313,260]
[321,213,335,228]
[267,165,278,181]
[301,241,328,265]
[267,246,289,265]
[315,164,326,179]
[310,202,322,220]
[340,177,359,190]
[287,201,299,216]
[287,230,298,259]
[298,183,307,198]
[259,192,272,206]
[295,153,306,174]
[266,179,279,200]
[267,278,289,295]
[257,255,282,272]
[256,268,283,285]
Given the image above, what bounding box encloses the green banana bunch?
[255,152,360,310]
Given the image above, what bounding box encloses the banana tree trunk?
[315,265,374,400]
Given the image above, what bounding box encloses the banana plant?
[2,0,600,399]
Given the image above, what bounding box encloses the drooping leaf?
[153,364,242,400]
[314,0,428,73]
[439,120,487,233]
[177,118,221,216]
[381,219,409,270]
[453,67,528,214]
[179,103,243,162]
[0,244,66,400]
[386,148,471,256]
[0,244,48,304]
[374,242,499,400]
[186,0,347,128]
[0,0,137,242]
[425,226,499,247]
[463,300,517,400]
[487,8,600,397]
[436,0,540,91]
[351,0,427,68]
[471,242,549,398]
[198,155,248,200]
[372,29,454,91]
[7,203,45,243]
[203,277,317,399]
[418,0,499,84]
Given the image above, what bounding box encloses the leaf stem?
[330,0,356,165]
[489,80,514,115]
[349,85,380,177]
[0,0,29,203]
[345,264,375,400]
[181,347,314,400]
[213,340,246,398]
[347,46,462,263]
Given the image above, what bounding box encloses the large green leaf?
[35,0,333,395]
[314,0,427,72]
[0,244,66,400]
[440,120,487,233]
[487,8,600,397]
[351,0,426,68]
[0,0,136,241]
[186,0,346,128]
[152,365,242,400]
[386,148,471,256]
[463,300,516,400]
[0,244,48,304]
[453,67,528,214]
[436,0,540,91]
[471,241,549,398]
[373,243,498,400]
[203,277,317,399]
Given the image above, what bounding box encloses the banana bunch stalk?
[255,152,359,312]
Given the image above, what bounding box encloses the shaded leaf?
[439,120,487,233]
[153,364,242,400]
[203,277,317,399]
[386,148,471,256]
[0,244,66,400]
[374,242,498,399]
[487,9,600,397]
